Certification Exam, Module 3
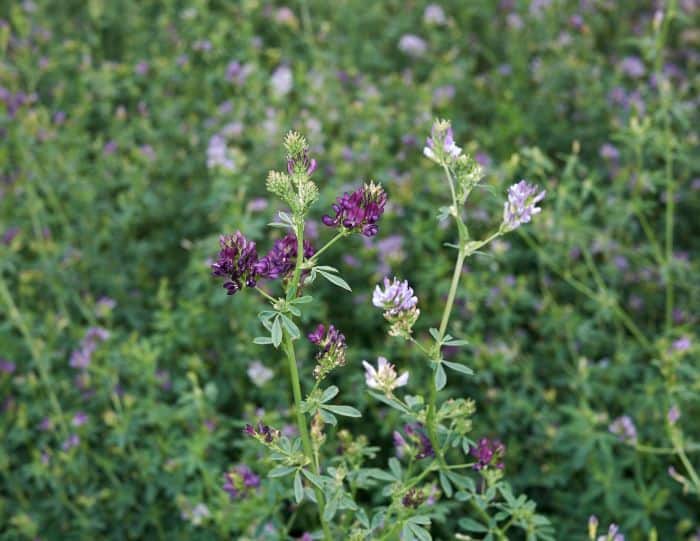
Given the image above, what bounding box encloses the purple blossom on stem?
[667,405,680,425]
[254,232,314,280]
[0,359,15,374]
[502,180,546,230]
[404,423,435,459]
[244,422,280,443]
[471,437,506,470]
[423,119,462,163]
[70,327,110,369]
[322,182,387,237]
[61,434,80,451]
[609,415,637,443]
[308,323,347,379]
[223,465,260,500]
[372,277,417,315]
[211,232,260,295]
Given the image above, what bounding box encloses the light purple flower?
[671,336,691,352]
[619,56,645,78]
[667,405,680,425]
[0,359,15,374]
[424,4,446,25]
[247,360,273,387]
[270,65,293,97]
[424,119,462,163]
[609,415,637,443]
[372,277,417,315]
[72,412,88,427]
[600,143,620,161]
[61,434,80,451]
[502,180,546,230]
[206,134,235,172]
[398,34,428,57]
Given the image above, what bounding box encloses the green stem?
[283,334,332,540]
[281,219,332,540]
[306,231,346,266]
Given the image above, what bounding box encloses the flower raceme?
[423,119,462,165]
[307,323,347,380]
[362,356,408,396]
[502,180,546,231]
[211,231,314,295]
[322,181,387,237]
[373,276,420,338]
[222,465,260,500]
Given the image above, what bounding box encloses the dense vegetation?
[1,1,698,540]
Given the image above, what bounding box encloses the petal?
[395,371,409,387]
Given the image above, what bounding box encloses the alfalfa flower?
[211,232,260,295]
[608,415,637,444]
[244,422,281,444]
[373,277,420,338]
[247,360,274,387]
[362,357,408,396]
[223,465,261,500]
[254,232,314,280]
[471,437,506,470]
[308,323,347,380]
[423,119,462,165]
[322,181,387,237]
[501,180,546,231]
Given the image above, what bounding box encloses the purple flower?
[247,360,273,387]
[223,465,260,500]
[69,327,110,369]
[393,430,408,458]
[598,523,624,541]
[308,323,347,379]
[599,143,620,161]
[471,437,506,470]
[0,359,15,374]
[270,65,293,97]
[322,182,387,237]
[619,56,645,78]
[398,34,428,57]
[402,488,427,508]
[225,61,253,86]
[667,405,680,425]
[671,336,691,352]
[244,422,280,443]
[423,119,462,163]
[135,61,149,76]
[424,4,447,25]
[609,415,637,443]
[404,423,434,459]
[2,226,20,245]
[254,232,314,280]
[206,134,235,172]
[502,180,546,230]
[211,232,260,295]
[372,277,418,315]
[61,434,80,451]
[72,412,88,427]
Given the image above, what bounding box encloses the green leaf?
[367,391,410,413]
[319,409,337,426]
[323,492,340,522]
[271,317,282,348]
[291,295,313,304]
[434,363,447,390]
[443,360,474,376]
[429,328,440,342]
[320,386,339,403]
[301,470,325,490]
[280,314,300,339]
[459,518,488,532]
[293,471,304,503]
[317,269,352,291]
[388,458,402,479]
[268,465,296,478]
[443,338,469,347]
[407,523,432,541]
[364,468,398,482]
[322,405,361,417]
[439,471,453,498]
[253,336,273,345]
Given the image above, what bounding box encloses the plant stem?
[282,220,332,540]
[283,334,332,540]
[307,231,346,266]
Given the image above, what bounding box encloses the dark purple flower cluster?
[212,231,314,295]
[255,232,315,279]
[244,422,280,443]
[212,232,260,295]
[308,323,347,379]
[470,438,506,470]
[404,423,435,459]
[223,465,260,500]
[322,182,387,237]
